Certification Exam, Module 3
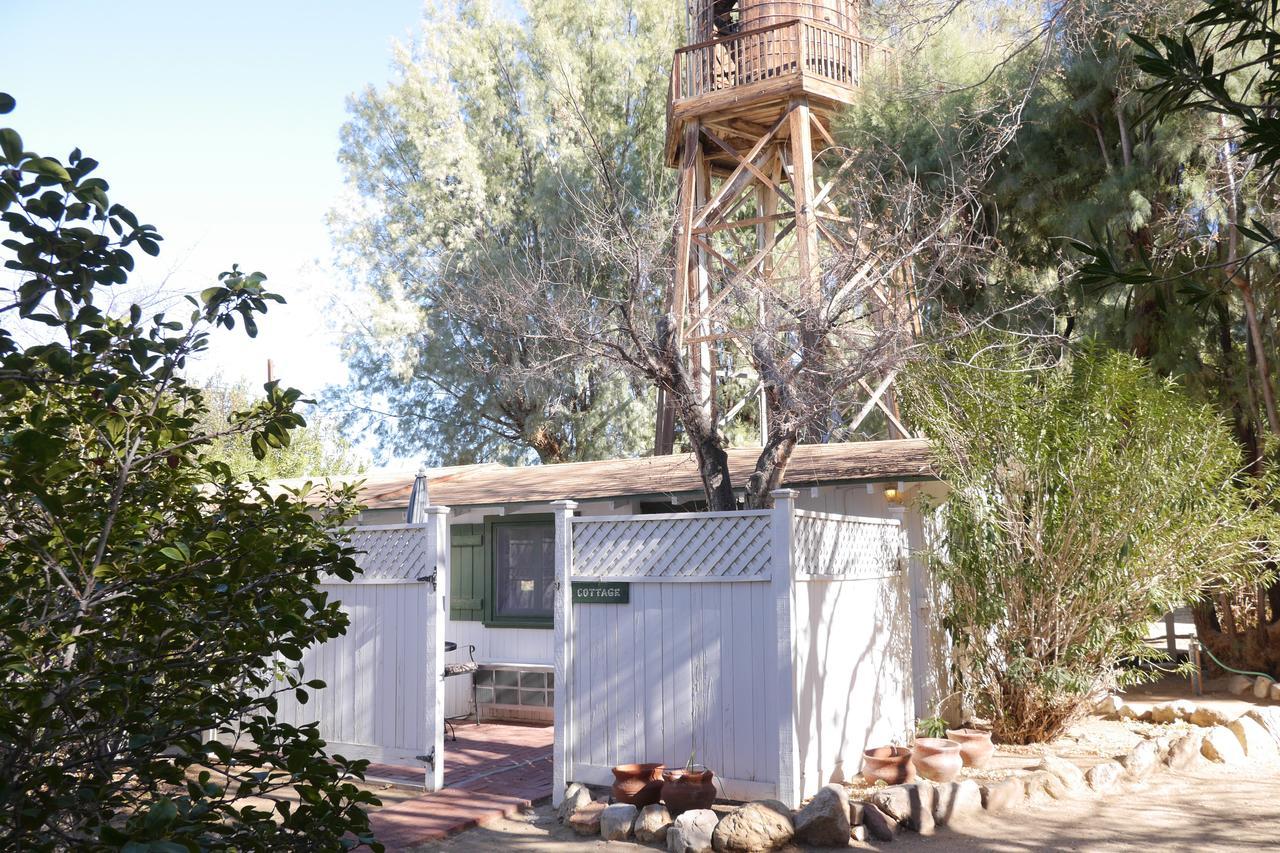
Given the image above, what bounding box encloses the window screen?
[493,523,555,620]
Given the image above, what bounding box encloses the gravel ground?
[408,756,1280,852]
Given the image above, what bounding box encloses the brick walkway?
[367,722,554,850]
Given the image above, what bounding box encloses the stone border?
[557,705,1280,851]
[1225,673,1280,701]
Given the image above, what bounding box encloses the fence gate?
[272,510,449,789]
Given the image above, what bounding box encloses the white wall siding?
[441,620,555,717]
[793,571,914,792]
[798,486,941,717]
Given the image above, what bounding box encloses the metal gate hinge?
[416,567,438,588]
[417,749,435,766]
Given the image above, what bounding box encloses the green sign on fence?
[571,581,630,604]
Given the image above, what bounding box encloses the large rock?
[1115,703,1142,720]
[1244,707,1280,746]
[980,776,1025,813]
[1165,731,1204,771]
[868,785,911,823]
[793,784,851,846]
[1271,682,1280,701]
[869,783,934,834]
[1227,674,1254,695]
[558,783,592,822]
[569,801,607,835]
[668,809,719,853]
[1189,705,1232,728]
[1150,700,1196,724]
[1201,725,1246,764]
[1024,770,1069,802]
[1229,715,1279,760]
[932,779,982,825]
[601,803,639,841]
[861,803,897,841]
[1120,740,1160,779]
[1035,754,1086,793]
[1094,694,1124,716]
[1254,676,1275,699]
[636,804,674,844]
[1084,761,1123,793]
[711,800,793,852]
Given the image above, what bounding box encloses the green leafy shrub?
[901,337,1277,743]
[0,95,382,849]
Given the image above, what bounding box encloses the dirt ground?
[409,677,1280,851]
[409,758,1280,852]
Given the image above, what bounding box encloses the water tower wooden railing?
[671,19,890,107]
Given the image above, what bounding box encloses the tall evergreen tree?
[329,0,676,464]
[848,0,1280,671]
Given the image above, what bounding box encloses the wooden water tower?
[654,0,899,454]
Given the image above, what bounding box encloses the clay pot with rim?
[946,728,995,769]
[861,745,916,785]
[910,737,963,783]
[660,765,716,814]
[611,762,665,807]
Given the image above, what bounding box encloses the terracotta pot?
[910,737,962,783]
[611,763,665,807]
[660,765,716,814]
[946,728,995,769]
[861,745,916,785]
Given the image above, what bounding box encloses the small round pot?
[661,765,716,814]
[611,763,665,807]
[861,745,916,785]
[911,737,963,783]
[946,728,995,769]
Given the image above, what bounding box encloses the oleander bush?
[902,337,1278,743]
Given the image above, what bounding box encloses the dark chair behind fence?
[443,643,480,741]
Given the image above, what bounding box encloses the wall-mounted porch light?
[883,482,907,506]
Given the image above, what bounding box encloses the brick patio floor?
[366,721,554,850]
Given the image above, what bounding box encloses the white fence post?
[551,499,578,807]
[423,505,450,791]
[770,488,800,808]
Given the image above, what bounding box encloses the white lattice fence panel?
[333,523,432,580]
[571,511,773,579]
[793,511,901,578]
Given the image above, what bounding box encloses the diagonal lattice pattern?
[792,510,901,578]
[571,512,773,579]
[335,525,433,580]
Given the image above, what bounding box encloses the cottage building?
[272,438,945,802]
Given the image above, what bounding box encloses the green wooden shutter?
[449,523,485,621]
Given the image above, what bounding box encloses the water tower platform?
[664,19,889,171]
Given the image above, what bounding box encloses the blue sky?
[4,0,423,398]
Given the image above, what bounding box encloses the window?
[486,518,555,627]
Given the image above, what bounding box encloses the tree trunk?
[1221,114,1280,437]
[744,428,797,509]
[654,313,737,510]
[528,423,569,463]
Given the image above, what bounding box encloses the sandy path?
[409,759,1280,852]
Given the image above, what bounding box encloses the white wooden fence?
[552,491,914,808]
[272,509,449,789]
